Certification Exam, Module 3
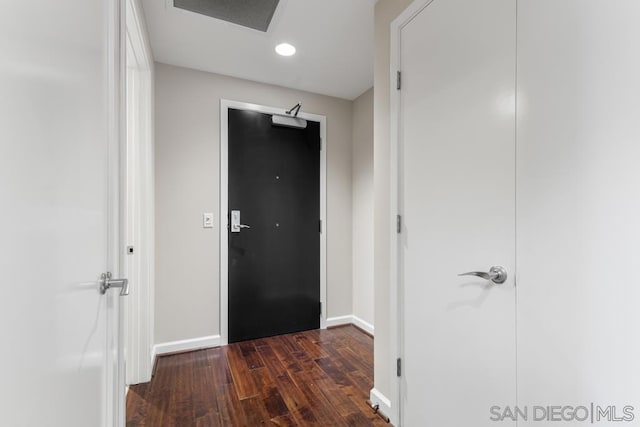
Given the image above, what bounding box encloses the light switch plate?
[203,213,214,228]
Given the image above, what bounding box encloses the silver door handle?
[100,272,129,296]
[231,210,250,232]
[458,266,507,284]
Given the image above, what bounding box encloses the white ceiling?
[141,0,375,100]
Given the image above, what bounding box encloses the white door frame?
[389,1,436,426]
[124,0,155,385]
[219,99,327,346]
[108,0,126,425]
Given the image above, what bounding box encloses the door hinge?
[397,358,402,377]
[397,71,402,90]
[396,215,402,234]
[319,138,322,151]
[319,219,322,233]
[319,302,322,316]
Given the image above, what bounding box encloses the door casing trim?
[124,0,155,387]
[108,0,126,424]
[219,99,328,346]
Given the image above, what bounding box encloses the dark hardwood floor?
[126,325,388,426]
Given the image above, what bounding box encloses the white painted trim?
[153,335,221,356]
[106,0,126,425]
[220,101,229,346]
[125,0,153,72]
[124,0,155,387]
[219,99,328,346]
[319,108,328,331]
[150,345,157,374]
[325,315,354,328]
[325,315,374,336]
[369,388,392,420]
[351,315,374,336]
[389,2,436,426]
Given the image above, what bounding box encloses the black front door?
[228,108,321,343]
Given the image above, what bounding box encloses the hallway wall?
[351,88,375,328]
[154,62,354,346]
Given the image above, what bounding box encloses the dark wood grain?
[126,325,388,426]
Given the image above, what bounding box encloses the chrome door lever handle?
[100,272,129,296]
[458,266,507,284]
[459,271,492,280]
[230,210,250,232]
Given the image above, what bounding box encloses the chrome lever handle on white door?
[100,272,129,296]
[458,265,507,284]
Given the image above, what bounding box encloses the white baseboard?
[150,345,157,374]
[326,315,353,328]
[370,388,392,420]
[153,334,221,356]
[152,317,373,358]
[351,315,374,335]
[325,314,374,335]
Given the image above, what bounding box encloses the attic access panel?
[174,0,280,32]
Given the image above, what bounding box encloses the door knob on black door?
[230,210,250,233]
[458,266,507,284]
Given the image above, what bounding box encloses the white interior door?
[397,0,516,425]
[0,1,124,426]
[516,1,640,422]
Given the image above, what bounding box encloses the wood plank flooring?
[126,325,388,426]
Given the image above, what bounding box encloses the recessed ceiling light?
[275,43,296,57]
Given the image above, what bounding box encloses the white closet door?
[398,0,516,425]
[517,1,640,422]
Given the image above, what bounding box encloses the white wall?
[351,88,374,328]
[373,0,413,408]
[154,62,354,345]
